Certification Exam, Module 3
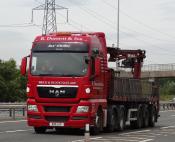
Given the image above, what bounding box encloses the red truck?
[20,32,159,134]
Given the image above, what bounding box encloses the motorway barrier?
[0,103,26,120]
[0,102,174,120]
[160,102,175,111]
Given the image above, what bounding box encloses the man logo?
[49,89,60,97]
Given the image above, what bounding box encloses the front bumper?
[27,100,94,129]
[27,117,91,128]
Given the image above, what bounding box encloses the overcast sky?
[0,0,175,65]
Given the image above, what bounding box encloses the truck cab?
[21,32,108,133]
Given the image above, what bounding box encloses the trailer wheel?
[130,108,142,129]
[143,108,149,128]
[137,108,143,128]
[117,108,125,131]
[91,109,103,135]
[106,107,117,132]
[149,107,156,127]
[34,127,46,134]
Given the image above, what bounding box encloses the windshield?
[30,52,88,77]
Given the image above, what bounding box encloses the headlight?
[27,105,38,112]
[26,87,30,93]
[76,106,89,113]
[85,88,91,94]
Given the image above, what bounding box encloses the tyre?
[143,108,149,128]
[117,107,125,131]
[137,108,143,128]
[91,109,103,135]
[34,127,46,134]
[106,106,117,132]
[130,108,143,129]
[149,107,156,127]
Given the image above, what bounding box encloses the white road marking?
[120,130,151,136]
[73,124,175,142]
[0,120,26,124]
[160,125,175,129]
[171,115,175,117]
[142,133,162,136]
[91,138,138,141]
[139,139,153,142]
[158,131,172,134]
[109,136,146,140]
[159,110,175,112]
[71,137,102,142]
[0,129,32,134]
[121,134,155,138]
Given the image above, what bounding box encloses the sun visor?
[32,42,88,52]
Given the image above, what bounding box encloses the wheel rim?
[145,111,149,127]
[152,114,155,123]
[145,116,149,127]
[112,113,115,126]
[120,119,124,130]
[96,110,103,131]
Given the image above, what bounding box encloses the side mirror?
[20,57,27,76]
[95,58,101,77]
[90,57,101,81]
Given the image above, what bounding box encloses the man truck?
[20,32,159,134]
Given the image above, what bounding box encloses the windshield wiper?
[36,74,57,76]
[56,74,81,77]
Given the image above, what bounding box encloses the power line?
[0,23,40,28]
[66,0,116,30]
[120,25,174,43]
[34,0,175,56]
[66,0,175,54]
[100,0,175,40]
[57,12,91,31]
[120,29,175,55]
[68,0,174,44]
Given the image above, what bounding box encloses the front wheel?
[91,109,103,135]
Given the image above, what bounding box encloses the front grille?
[37,86,78,98]
[28,114,41,119]
[45,116,69,122]
[72,116,88,120]
[44,106,71,112]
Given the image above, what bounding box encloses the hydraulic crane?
[107,47,146,79]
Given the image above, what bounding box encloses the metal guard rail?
[0,102,175,120]
[0,103,26,120]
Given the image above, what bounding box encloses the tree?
[0,59,27,102]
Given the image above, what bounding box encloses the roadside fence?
[0,103,26,120]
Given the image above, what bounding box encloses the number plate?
[49,122,64,127]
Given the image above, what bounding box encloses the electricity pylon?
[32,0,68,35]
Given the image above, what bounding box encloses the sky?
[0,0,175,65]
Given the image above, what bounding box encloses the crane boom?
[107,47,146,78]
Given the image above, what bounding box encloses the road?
[0,110,175,142]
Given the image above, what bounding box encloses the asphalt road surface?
[0,110,175,142]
